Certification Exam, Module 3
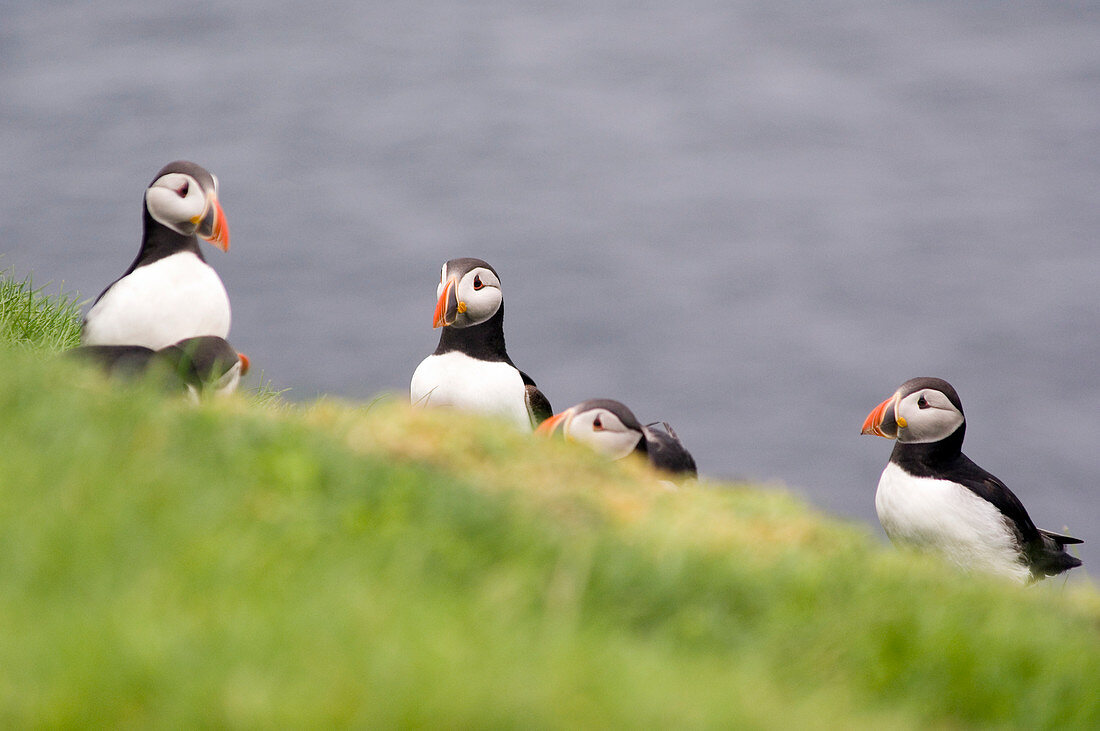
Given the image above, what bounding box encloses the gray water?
[3,1,1098,576]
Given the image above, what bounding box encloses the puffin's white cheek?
[146,187,204,233]
[899,407,964,444]
[573,429,637,461]
[598,431,641,461]
[464,288,502,325]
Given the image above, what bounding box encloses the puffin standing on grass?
[537,399,697,477]
[82,161,231,349]
[861,377,1082,583]
[410,257,552,429]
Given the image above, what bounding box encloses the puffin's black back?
[643,422,697,476]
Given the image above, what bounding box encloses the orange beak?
[535,408,574,437]
[861,395,898,438]
[198,195,230,252]
[237,353,250,376]
[433,277,458,328]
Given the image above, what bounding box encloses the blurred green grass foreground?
[0,270,1097,728]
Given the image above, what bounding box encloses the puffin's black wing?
[518,370,553,427]
[642,422,697,477]
[950,453,1083,578]
[945,454,1041,543]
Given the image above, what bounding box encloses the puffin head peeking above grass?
[537,399,697,478]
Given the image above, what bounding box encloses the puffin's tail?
[1039,528,1083,546]
[1029,529,1083,580]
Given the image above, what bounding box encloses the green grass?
[0,269,83,351]
[1,273,1098,727]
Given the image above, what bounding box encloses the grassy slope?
[0,273,1097,728]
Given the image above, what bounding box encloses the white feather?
[875,462,1030,582]
[83,252,230,349]
[410,351,530,429]
[563,409,641,461]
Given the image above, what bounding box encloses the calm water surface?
[3,1,1098,575]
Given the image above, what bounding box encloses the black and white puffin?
[861,377,1082,583]
[536,399,697,477]
[82,161,231,349]
[410,257,552,429]
[70,336,249,398]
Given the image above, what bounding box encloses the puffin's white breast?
[83,252,230,349]
[874,461,1029,582]
[410,351,530,429]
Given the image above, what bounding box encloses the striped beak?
[535,408,575,438]
[433,276,459,328]
[861,393,899,439]
[197,194,229,252]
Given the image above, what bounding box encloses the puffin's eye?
[176,181,189,198]
[473,275,484,290]
[917,395,929,409]
[592,416,603,431]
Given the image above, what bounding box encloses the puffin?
[410,257,552,429]
[82,161,231,349]
[536,399,697,477]
[70,336,249,398]
[861,377,1082,583]
[161,336,250,397]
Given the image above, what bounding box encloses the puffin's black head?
[861,377,966,444]
[432,257,503,329]
[144,160,229,251]
[536,398,646,460]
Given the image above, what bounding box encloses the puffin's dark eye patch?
[917,395,929,409]
[176,181,189,198]
[473,275,483,290]
[592,416,603,431]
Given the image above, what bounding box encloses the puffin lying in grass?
[537,399,697,478]
[70,336,248,399]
